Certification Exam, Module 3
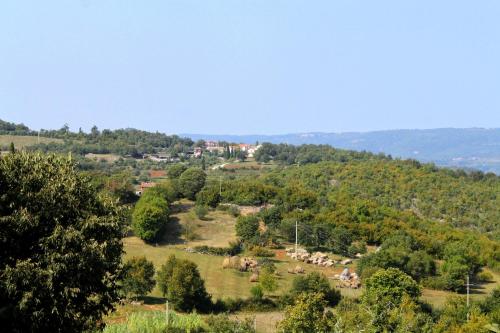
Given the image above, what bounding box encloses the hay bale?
[229,256,240,268]
[222,257,231,269]
[250,273,259,282]
[287,268,296,274]
[341,259,352,265]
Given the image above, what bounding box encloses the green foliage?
[204,314,256,333]
[477,270,494,283]
[434,296,490,333]
[162,256,212,313]
[363,268,421,306]
[132,192,170,242]
[228,205,240,217]
[196,185,221,208]
[259,267,278,294]
[480,287,500,325]
[31,126,194,157]
[259,206,282,229]
[328,227,353,256]
[0,152,124,332]
[194,205,209,220]
[362,268,421,331]
[249,246,275,257]
[347,240,367,257]
[168,164,188,179]
[156,255,178,297]
[146,180,179,202]
[103,311,206,333]
[405,251,436,281]
[105,171,139,204]
[0,119,30,133]
[250,285,264,301]
[289,272,341,306]
[439,256,470,292]
[191,241,242,256]
[358,243,436,283]
[277,292,336,333]
[178,168,206,200]
[235,215,260,242]
[121,257,156,298]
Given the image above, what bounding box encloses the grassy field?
[124,201,362,300]
[84,153,122,162]
[0,135,63,149]
[115,200,500,332]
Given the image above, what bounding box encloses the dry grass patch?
[0,135,63,148]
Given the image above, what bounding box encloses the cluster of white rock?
[332,268,361,289]
[285,248,353,267]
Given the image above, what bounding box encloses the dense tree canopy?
[0,152,124,332]
[121,257,156,298]
[132,191,170,242]
[178,168,206,200]
[162,256,212,313]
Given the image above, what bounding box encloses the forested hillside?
[0,119,194,156]
[187,128,500,173]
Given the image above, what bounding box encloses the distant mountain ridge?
[183,128,500,174]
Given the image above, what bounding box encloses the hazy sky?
[1,1,499,134]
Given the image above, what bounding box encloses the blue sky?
[1,1,499,134]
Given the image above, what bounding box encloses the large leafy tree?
[0,152,124,332]
[121,257,156,298]
[290,272,341,306]
[235,215,260,242]
[362,268,421,331]
[278,292,336,333]
[163,256,212,313]
[178,168,206,200]
[132,191,170,242]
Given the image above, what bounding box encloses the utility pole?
[219,175,222,197]
[466,274,473,322]
[295,220,298,256]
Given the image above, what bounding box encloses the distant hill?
[184,128,500,174]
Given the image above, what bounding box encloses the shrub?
[277,293,336,333]
[192,241,242,256]
[228,205,240,217]
[103,311,205,333]
[196,186,221,208]
[167,164,188,179]
[347,240,367,257]
[250,285,264,301]
[178,168,206,200]
[290,272,341,306]
[195,205,209,220]
[250,246,275,257]
[477,271,494,283]
[164,257,212,313]
[235,215,260,242]
[132,193,169,242]
[121,257,156,299]
[362,268,421,306]
[157,255,177,297]
[205,314,256,333]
